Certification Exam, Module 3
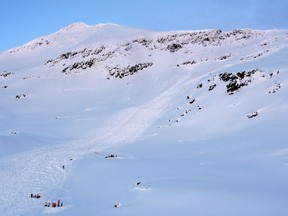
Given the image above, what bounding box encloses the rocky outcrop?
[107,62,153,79]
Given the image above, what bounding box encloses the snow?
[0,23,288,216]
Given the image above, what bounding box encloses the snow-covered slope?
[0,23,288,216]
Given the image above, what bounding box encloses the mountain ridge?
[3,22,286,54]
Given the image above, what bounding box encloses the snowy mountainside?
[0,23,288,216]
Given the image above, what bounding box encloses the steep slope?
[0,23,287,216]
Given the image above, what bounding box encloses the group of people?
[44,199,63,208]
[31,194,63,208]
[31,194,41,199]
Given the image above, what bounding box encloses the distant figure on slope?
[31,193,41,198]
[58,199,62,207]
[114,203,121,208]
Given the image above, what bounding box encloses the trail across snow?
[0,74,190,216]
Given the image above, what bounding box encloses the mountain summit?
[4,23,152,55]
[59,22,90,31]
[0,24,288,216]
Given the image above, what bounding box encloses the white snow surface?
[0,23,288,216]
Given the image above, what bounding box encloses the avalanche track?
[0,74,189,216]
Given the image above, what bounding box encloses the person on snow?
[58,200,63,207]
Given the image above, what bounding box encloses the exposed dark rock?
[236,71,246,79]
[107,62,153,79]
[16,94,27,99]
[219,69,260,94]
[167,43,182,52]
[0,71,14,78]
[62,58,96,74]
[189,99,195,104]
[219,72,238,82]
[105,154,117,159]
[135,182,141,186]
[226,81,246,94]
[269,82,281,94]
[45,46,105,67]
[132,38,152,46]
[219,53,231,60]
[197,83,203,88]
[208,84,217,91]
[247,112,258,118]
[181,60,197,66]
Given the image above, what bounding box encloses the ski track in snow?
[0,74,190,216]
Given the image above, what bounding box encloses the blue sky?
[1,0,287,51]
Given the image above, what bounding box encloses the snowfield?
[0,23,288,216]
